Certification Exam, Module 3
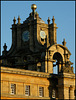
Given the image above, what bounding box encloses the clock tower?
[2,4,58,71]
[2,4,73,74]
[1,4,75,100]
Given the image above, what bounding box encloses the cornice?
[59,73,75,79]
[1,66,75,79]
[1,66,50,78]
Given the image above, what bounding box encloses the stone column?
[57,85,64,99]
[41,62,45,72]
[45,59,55,73]
[69,85,74,99]
[0,60,2,65]
[64,86,69,99]
[45,51,48,73]
[45,59,48,73]
[58,61,62,73]
[45,49,56,73]
[47,61,53,73]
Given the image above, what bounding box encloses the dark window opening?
[53,60,58,74]
[53,52,63,74]
[41,38,44,41]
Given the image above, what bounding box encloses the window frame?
[10,84,16,95]
[39,87,44,97]
[25,85,30,96]
[52,89,56,99]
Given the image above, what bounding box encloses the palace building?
[1,4,75,99]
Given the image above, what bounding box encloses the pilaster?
[69,85,75,99]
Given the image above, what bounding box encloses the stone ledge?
[1,66,75,79]
[1,93,50,99]
[57,84,75,89]
[1,66,50,78]
[59,73,75,79]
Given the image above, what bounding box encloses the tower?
[1,4,75,100]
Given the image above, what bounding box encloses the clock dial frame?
[22,31,29,42]
[40,31,46,39]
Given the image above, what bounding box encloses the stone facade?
[1,4,75,99]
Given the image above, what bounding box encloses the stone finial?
[62,38,66,46]
[17,16,21,24]
[47,17,50,25]
[3,43,7,51]
[13,17,16,24]
[52,16,55,23]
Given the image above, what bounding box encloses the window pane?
[25,85,30,96]
[52,89,55,98]
[11,84,16,94]
[39,87,44,97]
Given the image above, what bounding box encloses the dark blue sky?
[1,1,75,72]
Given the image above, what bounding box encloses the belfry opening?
[53,52,63,74]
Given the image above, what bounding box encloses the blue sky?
[1,1,75,73]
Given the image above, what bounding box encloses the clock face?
[22,31,29,42]
[40,31,46,39]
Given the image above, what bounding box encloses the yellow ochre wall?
[1,66,50,99]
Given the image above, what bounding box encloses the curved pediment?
[47,44,71,62]
[48,44,71,55]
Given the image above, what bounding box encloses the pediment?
[48,44,71,55]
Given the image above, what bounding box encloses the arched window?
[53,60,58,74]
[53,52,63,74]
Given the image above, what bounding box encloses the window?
[25,85,30,96]
[37,62,41,72]
[69,87,70,99]
[74,90,76,99]
[52,89,56,99]
[41,38,44,41]
[11,84,16,94]
[53,60,58,74]
[39,87,44,97]
[37,66,41,72]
